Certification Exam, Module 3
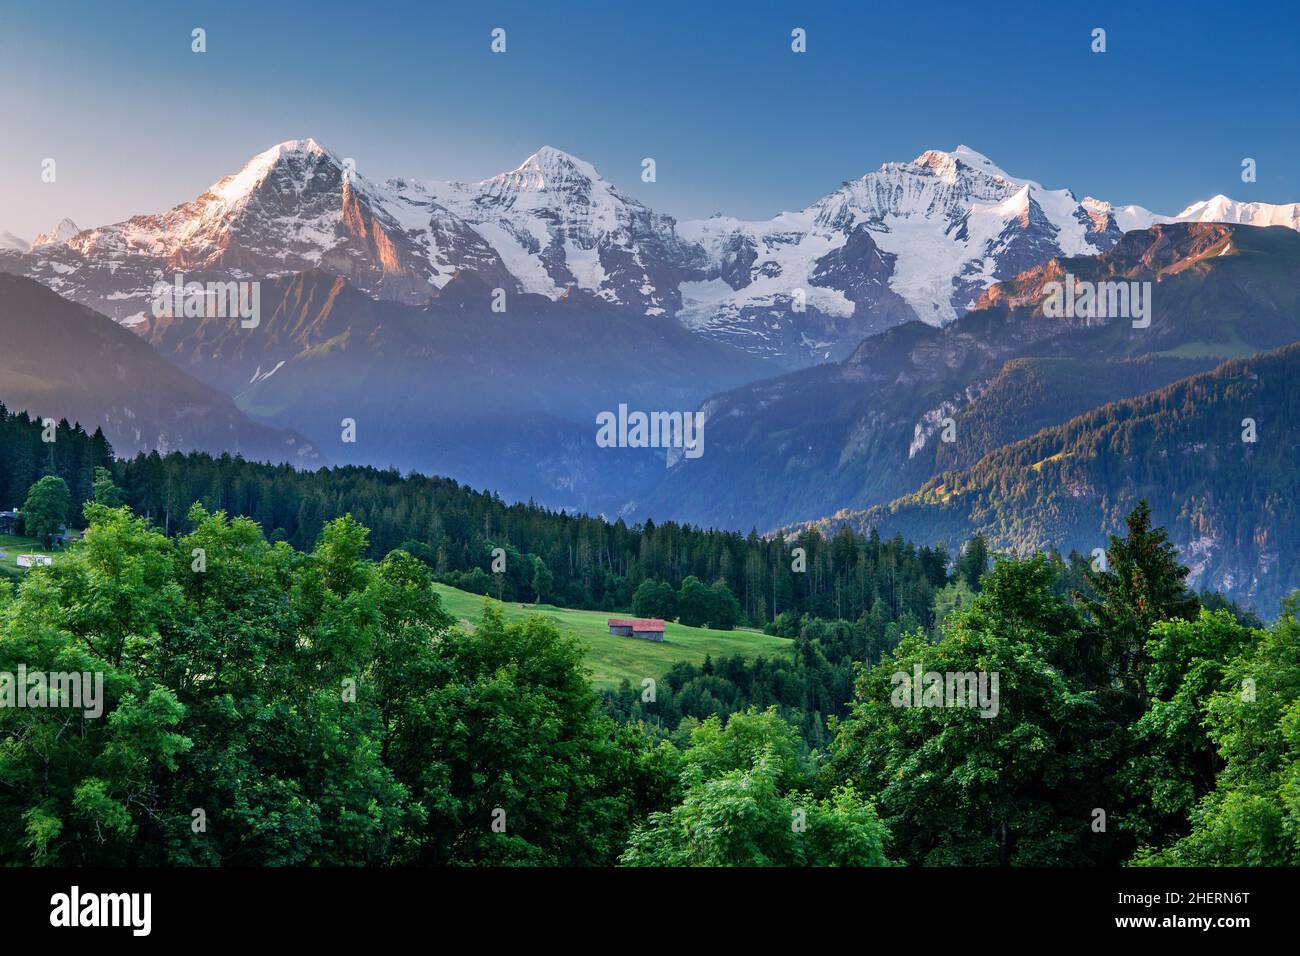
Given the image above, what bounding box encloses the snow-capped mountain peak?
[51,137,381,270]
[1176,194,1300,229]
[470,144,619,226]
[948,144,1010,174]
[509,145,603,186]
[208,137,348,207]
[676,145,1140,356]
[4,138,1300,369]
[911,144,1010,181]
[408,146,705,311]
[1081,196,1163,233]
[32,218,80,248]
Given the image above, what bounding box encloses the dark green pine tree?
[1082,500,1200,712]
[958,533,990,592]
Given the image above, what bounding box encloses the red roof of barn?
[633,618,665,632]
[608,618,635,627]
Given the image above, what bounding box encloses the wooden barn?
[607,618,666,642]
[632,618,665,642]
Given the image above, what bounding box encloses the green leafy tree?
[957,533,990,592]
[1134,598,1300,866]
[0,505,190,863]
[1118,610,1258,850]
[828,556,1118,865]
[677,576,712,627]
[622,708,891,867]
[22,474,70,547]
[632,579,677,620]
[530,556,553,604]
[709,581,741,630]
[932,578,977,632]
[91,467,122,507]
[1,505,428,865]
[481,541,530,601]
[383,605,674,865]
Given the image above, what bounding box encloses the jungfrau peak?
[676,144,1156,361]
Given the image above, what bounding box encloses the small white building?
[16,554,52,569]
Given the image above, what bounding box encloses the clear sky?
[1,0,1297,240]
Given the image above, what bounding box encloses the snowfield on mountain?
[5,139,1298,369]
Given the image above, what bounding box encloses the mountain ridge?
[798,341,1300,612]
[5,140,1297,368]
[627,222,1300,532]
[0,273,325,466]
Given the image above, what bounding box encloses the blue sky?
[1,0,1296,239]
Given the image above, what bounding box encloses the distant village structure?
[607,618,666,642]
[1,509,65,568]
[0,509,79,546]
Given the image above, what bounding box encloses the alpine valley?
[2,139,1299,608]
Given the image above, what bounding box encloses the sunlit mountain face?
[6,140,1298,369]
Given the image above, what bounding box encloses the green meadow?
[430,582,793,691]
[0,533,56,585]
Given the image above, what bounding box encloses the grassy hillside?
[430,582,793,691]
[0,533,55,586]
